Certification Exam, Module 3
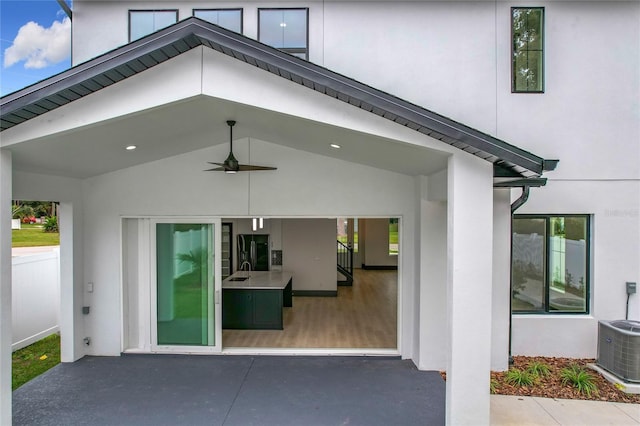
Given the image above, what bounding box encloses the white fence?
[12,250,60,351]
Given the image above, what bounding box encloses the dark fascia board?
[1,17,550,177]
[56,0,72,20]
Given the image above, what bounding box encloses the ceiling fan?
[205,120,277,173]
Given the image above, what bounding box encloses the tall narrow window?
[512,7,544,93]
[129,10,178,42]
[259,8,308,59]
[512,215,590,314]
[194,9,242,33]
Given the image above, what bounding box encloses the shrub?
[43,216,59,233]
[560,364,598,397]
[505,368,536,387]
[527,361,551,378]
[490,379,499,394]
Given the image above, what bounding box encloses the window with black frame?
[512,7,544,93]
[512,215,590,314]
[129,10,178,42]
[258,8,308,59]
[193,9,242,33]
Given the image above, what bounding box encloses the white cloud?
[3,17,71,69]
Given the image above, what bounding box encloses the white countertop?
[222,271,293,290]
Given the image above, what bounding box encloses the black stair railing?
[337,240,354,285]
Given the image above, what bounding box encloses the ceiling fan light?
[225,170,237,174]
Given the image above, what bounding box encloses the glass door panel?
[156,223,215,346]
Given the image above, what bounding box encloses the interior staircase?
[337,240,354,286]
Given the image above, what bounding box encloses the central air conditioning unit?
[597,320,640,383]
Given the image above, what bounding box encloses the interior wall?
[282,219,336,293]
[361,218,398,268]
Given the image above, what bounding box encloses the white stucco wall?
[13,0,640,364]
[80,139,417,356]
[500,2,640,358]
[71,1,326,66]
[513,180,640,358]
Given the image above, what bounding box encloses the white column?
[491,188,512,371]
[59,202,85,362]
[446,154,494,425]
[417,172,448,370]
[0,150,12,424]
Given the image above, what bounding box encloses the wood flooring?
[222,269,397,349]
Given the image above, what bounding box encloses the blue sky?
[0,0,72,96]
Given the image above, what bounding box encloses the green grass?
[12,333,61,390]
[12,224,59,247]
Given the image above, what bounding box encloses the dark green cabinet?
[222,279,292,330]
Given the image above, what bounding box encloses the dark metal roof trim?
[56,0,72,20]
[493,178,548,188]
[1,17,551,177]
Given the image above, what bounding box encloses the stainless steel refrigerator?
[237,234,269,271]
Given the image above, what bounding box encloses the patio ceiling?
[5,96,451,179]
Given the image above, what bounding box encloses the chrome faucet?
[239,261,252,272]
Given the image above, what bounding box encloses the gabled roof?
[0,17,556,179]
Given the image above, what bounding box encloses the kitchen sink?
[228,276,250,281]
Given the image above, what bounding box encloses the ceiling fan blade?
[238,164,278,171]
[204,121,277,173]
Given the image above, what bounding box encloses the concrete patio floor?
[13,355,445,425]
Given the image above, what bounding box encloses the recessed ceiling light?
[125,145,137,151]
[330,144,341,149]
[280,22,287,27]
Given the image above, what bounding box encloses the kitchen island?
[222,271,293,330]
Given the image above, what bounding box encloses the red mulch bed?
[440,356,640,404]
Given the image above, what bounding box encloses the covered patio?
[1,17,556,425]
[13,355,445,425]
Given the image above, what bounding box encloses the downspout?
[508,186,530,364]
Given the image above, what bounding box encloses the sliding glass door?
[152,220,221,351]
